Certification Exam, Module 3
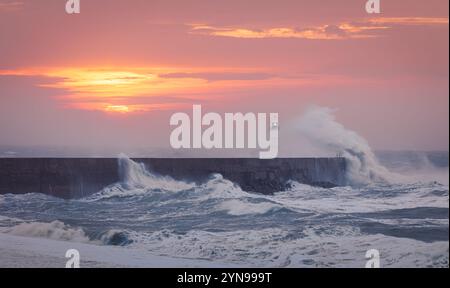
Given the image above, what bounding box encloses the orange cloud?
[189,24,371,40]
[188,16,448,40]
[368,17,449,25]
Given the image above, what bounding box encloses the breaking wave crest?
[2,220,91,243]
[118,154,195,192]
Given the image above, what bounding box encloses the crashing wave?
[85,155,196,200]
[296,106,394,185]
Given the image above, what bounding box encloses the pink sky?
[0,0,448,154]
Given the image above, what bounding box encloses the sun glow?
[42,68,205,98]
[4,67,212,113]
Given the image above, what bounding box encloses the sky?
[0,0,448,156]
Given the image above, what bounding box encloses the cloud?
[188,17,448,40]
[189,24,366,40]
[0,1,23,12]
[368,17,449,25]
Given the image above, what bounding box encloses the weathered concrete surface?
[0,158,347,198]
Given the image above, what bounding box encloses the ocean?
[0,152,448,268]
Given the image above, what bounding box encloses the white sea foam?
[218,199,282,215]
[276,181,449,214]
[121,227,449,268]
[2,220,91,243]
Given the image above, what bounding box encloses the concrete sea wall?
[0,158,347,198]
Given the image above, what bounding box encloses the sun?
[104,105,131,113]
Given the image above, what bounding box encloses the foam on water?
[218,199,283,216]
[0,157,447,267]
[1,220,91,243]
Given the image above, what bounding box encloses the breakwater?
[0,158,347,198]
